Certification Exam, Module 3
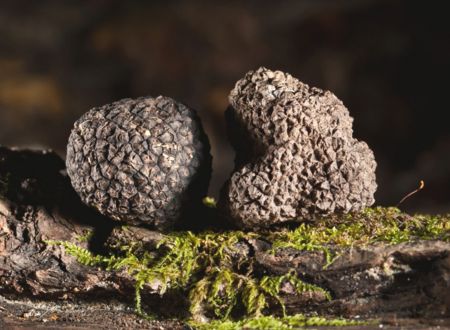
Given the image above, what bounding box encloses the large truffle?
[66,96,211,230]
[220,67,377,229]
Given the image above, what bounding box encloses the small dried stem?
[396,180,425,207]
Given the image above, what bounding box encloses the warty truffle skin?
[66,96,211,230]
[220,67,377,229]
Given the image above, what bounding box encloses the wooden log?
[1,146,449,328]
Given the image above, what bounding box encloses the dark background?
[0,0,449,213]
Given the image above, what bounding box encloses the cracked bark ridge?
[254,240,450,320]
[66,96,211,231]
[221,67,377,228]
[0,146,126,298]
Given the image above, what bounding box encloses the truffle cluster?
[66,96,211,230]
[221,67,377,229]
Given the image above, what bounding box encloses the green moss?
[46,240,104,266]
[258,271,331,316]
[269,207,450,265]
[190,314,368,330]
[46,206,450,325]
[46,230,328,321]
[202,196,217,208]
[76,229,94,243]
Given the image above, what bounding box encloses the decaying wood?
[0,147,136,299]
[1,146,449,328]
[257,240,450,318]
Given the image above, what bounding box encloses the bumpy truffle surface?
[221,67,377,229]
[66,96,211,230]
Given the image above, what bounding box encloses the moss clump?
[202,196,217,208]
[76,229,94,243]
[190,314,367,330]
[47,230,328,321]
[47,206,450,326]
[269,207,450,263]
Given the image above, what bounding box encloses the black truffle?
[66,96,211,230]
[220,67,377,228]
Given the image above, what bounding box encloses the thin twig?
[396,180,425,207]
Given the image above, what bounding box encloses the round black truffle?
[221,67,377,229]
[66,96,211,230]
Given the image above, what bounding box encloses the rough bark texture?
[1,146,449,328]
[257,240,450,318]
[0,146,186,328]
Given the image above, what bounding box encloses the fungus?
[66,96,211,230]
[221,67,377,229]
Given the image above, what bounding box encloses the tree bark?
[1,146,449,328]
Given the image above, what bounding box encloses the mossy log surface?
[1,146,449,329]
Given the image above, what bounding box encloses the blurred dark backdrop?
[0,0,449,213]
